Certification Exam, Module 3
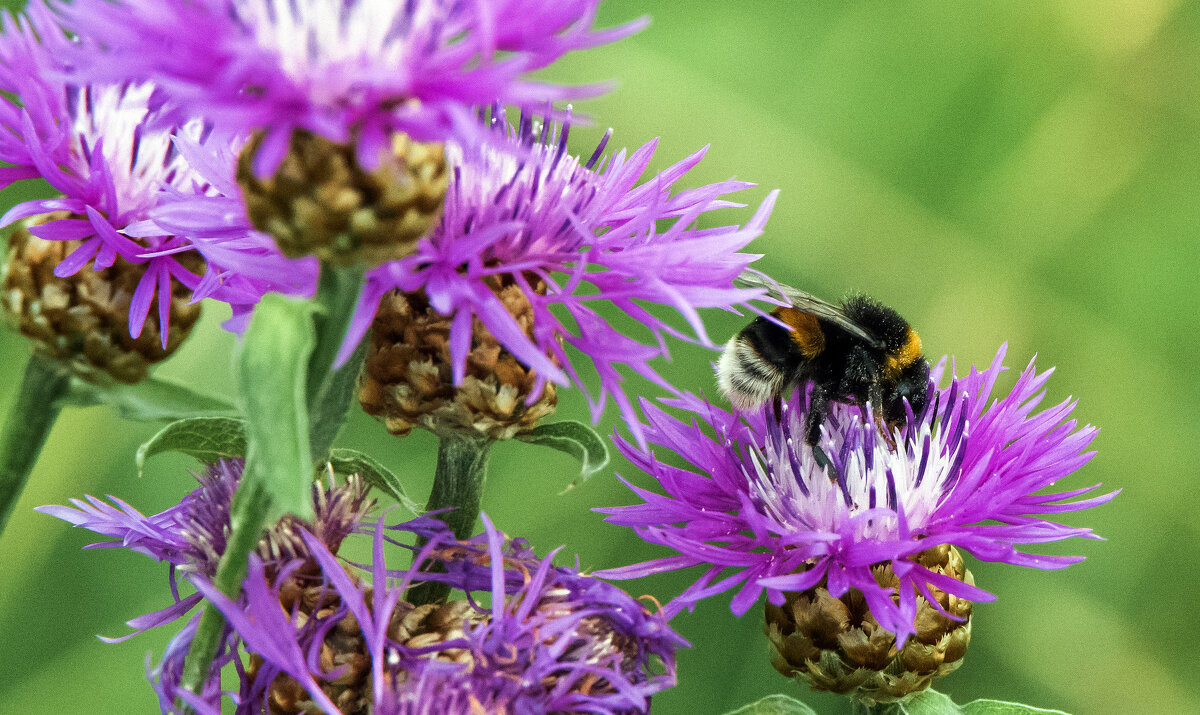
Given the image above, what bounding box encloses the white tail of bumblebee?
[716,335,786,410]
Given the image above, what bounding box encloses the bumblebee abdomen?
[773,307,825,358]
[716,315,803,408]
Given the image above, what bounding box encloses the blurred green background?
[1,1,1196,713]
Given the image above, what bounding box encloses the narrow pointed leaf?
[515,420,610,490]
[328,448,421,515]
[962,701,1070,715]
[61,375,237,422]
[236,293,315,520]
[135,416,247,477]
[723,694,819,715]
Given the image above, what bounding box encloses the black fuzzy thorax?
[840,295,911,354]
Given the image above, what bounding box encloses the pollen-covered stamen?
[0,212,202,383]
[441,109,606,260]
[257,473,374,581]
[744,393,973,546]
[236,129,449,266]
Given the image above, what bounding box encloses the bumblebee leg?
[811,444,838,481]
[874,411,897,450]
[804,385,829,446]
[867,382,897,450]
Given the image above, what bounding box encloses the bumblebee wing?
[736,272,882,348]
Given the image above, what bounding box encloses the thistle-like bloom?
[349,111,778,441]
[598,345,1116,644]
[197,514,686,714]
[62,0,646,174]
[0,6,302,343]
[37,459,373,645]
[41,460,682,714]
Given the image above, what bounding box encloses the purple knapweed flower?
[189,513,684,714]
[344,110,778,442]
[40,458,682,713]
[138,129,321,332]
[597,344,1116,644]
[36,459,373,643]
[61,0,646,174]
[0,5,304,340]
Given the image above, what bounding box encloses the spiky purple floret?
[596,344,1117,644]
[194,513,684,715]
[42,460,681,713]
[36,459,369,643]
[339,110,777,443]
[0,5,301,340]
[60,0,646,174]
[130,130,319,331]
[146,613,239,715]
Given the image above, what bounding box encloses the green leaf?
[962,701,1070,715]
[304,264,366,460]
[723,694,818,715]
[236,294,316,521]
[60,375,237,422]
[327,448,421,515]
[307,339,365,462]
[135,416,247,477]
[515,420,610,491]
[876,691,1070,715]
[894,690,963,715]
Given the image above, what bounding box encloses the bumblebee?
[717,273,930,446]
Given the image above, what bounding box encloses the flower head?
[63,0,646,174]
[347,110,778,441]
[0,5,304,343]
[598,344,1116,645]
[40,460,682,713]
[198,514,684,714]
[37,459,374,641]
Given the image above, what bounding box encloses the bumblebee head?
[884,357,931,427]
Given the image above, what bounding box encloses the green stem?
[426,434,491,540]
[178,483,271,705]
[0,353,70,536]
[305,263,364,406]
[305,264,368,462]
[177,263,363,706]
[407,433,491,605]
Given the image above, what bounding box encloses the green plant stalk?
[0,352,70,536]
[407,433,491,605]
[305,263,366,462]
[177,261,363,707]
[177,483,271,703]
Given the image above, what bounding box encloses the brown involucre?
[764,544,973,704]
[1,212,202,384]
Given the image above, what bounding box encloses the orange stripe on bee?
[773,307,825,358]
[884,328,922,378]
